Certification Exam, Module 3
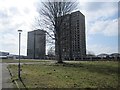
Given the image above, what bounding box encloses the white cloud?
[87,44,118,55]
[79,2,118,37]
[0,0,118,55]
[88,20,108,34]
[0,0,39,55]
[78,0,119,2]
[80,2,118,21]
[88,19,118,36]
[0,33,18,54]
[103,19,118,36]
[81,2,118,54]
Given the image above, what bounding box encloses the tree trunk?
[57,32,62,63]
[55,27,63,63]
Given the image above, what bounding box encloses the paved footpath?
[1,63,14,89]
[0,62,52,89]
[0,63,2,90]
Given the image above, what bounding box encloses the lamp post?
[34,31,36,59]
[18,30,22,80]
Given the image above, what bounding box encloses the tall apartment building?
[56,11,86,60]
[27,29,46,59]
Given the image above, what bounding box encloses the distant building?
[0,51,9,59]
[0,51,9,56]
[27,29,46,59]
[109,53,120,59]
[56,11,86,60]
[97,53,109,58]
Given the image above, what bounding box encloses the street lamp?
[18,30,22,80]
[34,31,36,59]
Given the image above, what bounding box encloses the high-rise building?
[56,11,86,60]
[27,29,46,59]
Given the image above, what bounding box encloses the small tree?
[47,47,55,56]
[36,0,78,63]
[87,51,95,60]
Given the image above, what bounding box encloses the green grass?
[8,61,119,88]
[2,59,51,63]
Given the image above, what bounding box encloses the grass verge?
[2,59,51,63]
[8,61,119,88]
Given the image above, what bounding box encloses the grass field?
[8,60,119,88]
[2,59,51,63]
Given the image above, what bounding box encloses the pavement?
[1,63,14,89]
[0,63,2,90]
[0,62,42,89]
[0,61,54,89]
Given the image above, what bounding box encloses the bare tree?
[47,46,55,56]
[37,0,78,63]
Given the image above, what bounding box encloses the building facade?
[27,29,46,59]
[56,11,86,60]
[0,51,9,56]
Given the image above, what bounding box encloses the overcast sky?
[0,0,119,55]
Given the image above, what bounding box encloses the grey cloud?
[0,7,19,19]
[0,10,8,18]
[82,2,117,12]
[118,1,120,18]
[9,7,19,15]
[0,7,20,22]
[0,8,17,26]
[23,8,30,14]
[1,23,24,34]
[85,2,105,11]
